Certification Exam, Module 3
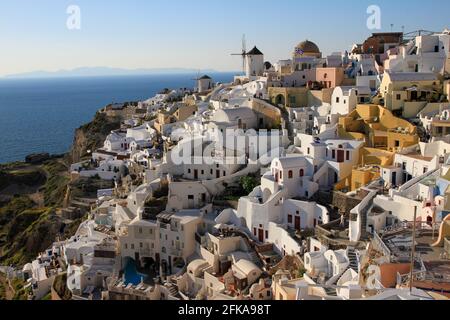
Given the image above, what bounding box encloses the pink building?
[315,67,344,89]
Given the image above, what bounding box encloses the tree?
[240,176,259,195]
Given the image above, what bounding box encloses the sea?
[0,73,235,164]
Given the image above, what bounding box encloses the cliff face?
[0,110,122,268]
[69,112,121,163]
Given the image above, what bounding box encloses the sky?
[0,0,449,77]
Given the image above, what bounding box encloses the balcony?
[139,248,153,257]
[169,248,182,257]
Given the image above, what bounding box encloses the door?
[216,170,220,179]
[194,169,198,180]
[392,172,397,186]
[337,150,345,163]
[295,216,301,230]
[135,252,140,267]
[258,229,264,242]
[411,90,418,101]
[188,195,194,209]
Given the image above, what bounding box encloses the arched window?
[288,170,293,179]
[299,169,304,177]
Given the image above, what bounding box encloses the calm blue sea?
[0,73,234,164]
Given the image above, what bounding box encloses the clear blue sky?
[0,0,449,76]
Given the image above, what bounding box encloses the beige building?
[268,87,333,108]
[174,104,197,122]
[271,270,300,300]
[380,71,441,116]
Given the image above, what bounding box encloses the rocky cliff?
[69,112,121,163]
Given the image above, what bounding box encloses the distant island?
[3,66,224,79]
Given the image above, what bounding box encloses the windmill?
[192,69,201,92]
[231,34,247,74]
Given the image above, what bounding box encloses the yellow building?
[338,104,418,152]
[380,71,441,117]
[336,104,418,191]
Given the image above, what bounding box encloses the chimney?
[295,281,309,300]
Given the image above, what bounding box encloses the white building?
[331,86,371,116]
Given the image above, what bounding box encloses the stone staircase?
[248,250,263,268]
[324,286,338,296]
[347,247,359,273]
[166,282,179,297]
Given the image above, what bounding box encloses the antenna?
[231,34,248,74]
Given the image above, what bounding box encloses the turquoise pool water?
[123,259,148,285]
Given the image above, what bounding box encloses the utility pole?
[409,206,417,294]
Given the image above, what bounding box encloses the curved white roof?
[273,155,307,169]
[234,259,260,275]
[212,107,255,123]
[23,263,33,272]
[188,259,209,273]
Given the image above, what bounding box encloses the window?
[396,94,401,101]
[279,171,283,180]
[423,167,428,174]
[289,96,296,104]
[346,151,350,161]
[299,169,304,177]
[131,244,135,250]
[324,73,328,79]
[336,97,340,103]
[332,150,336,159]
[140,242,143,248]
[307,147,310,155]
[265,231,269,239]
[124,244,128,249]
[288,170,293,179]
[288,215,293,223]
[188,169,191,174]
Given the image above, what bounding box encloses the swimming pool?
[123,259,148,285]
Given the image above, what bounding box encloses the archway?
[262,188,273,203]
[427,216,433,227]
[275,94,286,106]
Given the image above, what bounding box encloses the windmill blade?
[242,34,247,74]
